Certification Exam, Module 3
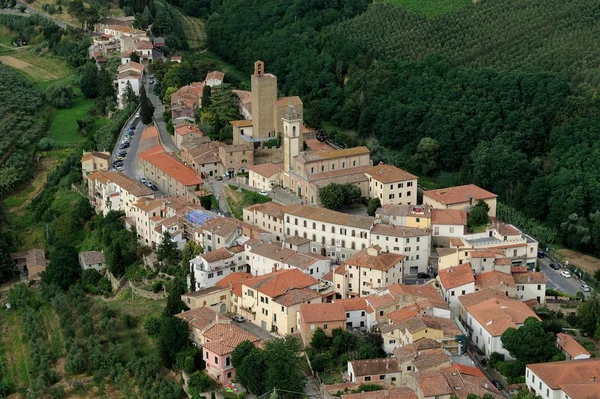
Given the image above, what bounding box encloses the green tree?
[310,328,331,352]
[341,183,362,206]
[188,371,214,396]
[130,51,140,63]
[157,231,180,264]
[165,276,189,316]
[469,200,490,226]
[163,86,178,104]
[319,183,345,209]
[237,346,267,395]
[576,292,600,336]
[0,230,15,284]
[201,84,212,108]
[123,81,138,107]
[367,198,381,216]
[80,62,99,98]
[264,336,306,393]
[45,83,74,108]
[501,317,560,364]
[43,245,81,290]
[409,137,439,176]
[232,340,256,368]
[139,85,155,125]
[158,315,190,368]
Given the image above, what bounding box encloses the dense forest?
[204,0,600,256]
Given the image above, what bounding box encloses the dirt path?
[558,249,600,274]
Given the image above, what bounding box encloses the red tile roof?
[300,302,346,323]
[342,388,417,399]
[365,164,417,183]
[349,358,400,377]
[139,147,203,186]
[248,162,283,178]
[437,264,474,289]
[467,297,540,336]
[202,323,260,356]
[344,247,404,272]
[431,209,468,225]
[176,307,230,331]
[244,268,318,298]
[527,358,600,391]
[556,333,591,359]
[475,271,516,290]
[424,184,497,205]
[215,272,253,297]
[513,271,547,285]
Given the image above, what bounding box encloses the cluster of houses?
[72,59,600,399]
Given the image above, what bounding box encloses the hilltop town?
[1,2,600,399]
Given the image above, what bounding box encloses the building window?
[208,273,214,279]
[227,372,232,378]
[323,323,328,330]
[226,357,230,366]
[215,357,219,364]
[407,366,412,371]
[365,377,371,382]
[379,375,385,380]
[310,324,315,330]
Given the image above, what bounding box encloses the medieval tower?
[250,61,278,140]
[283,101,302,172]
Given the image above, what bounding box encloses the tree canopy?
[501,317,560,364]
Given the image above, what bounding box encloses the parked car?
[139,177,148,184]
[259,190,268,196]
[417,273,430,279]
[113,160,124,167]
[537,250,545,258]
[549,263,560,270]
[116,166,124,171]
[580,284,591,292]
[119,143,130,149]
[561,270,571,278]
[216,176,223,181]
[149,184,158,191]
[232,315,245,323]
[491,380,503,390]
[118,150,127,156]
[135,112,140,118]
[117,156,125,161]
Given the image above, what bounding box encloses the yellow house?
[365,163,418,206]
[375,204,431,229]
[381,315,461,353]
[181,286,232,314]
[81,151,110,179]
[238,268,321,334]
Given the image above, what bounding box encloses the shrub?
[151,280,163,293]
[144,316,160,336]
[45,83,74,109]
[123,314,138,329]
[37,137,57,151]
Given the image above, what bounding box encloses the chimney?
[484,383,488,389]
[216,313,219,324]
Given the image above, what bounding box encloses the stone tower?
[283,101,302,172]
[250,61,278,140]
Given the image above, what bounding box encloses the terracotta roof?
[176,306,230,331]
[527,358,600,392]
[28,265,46,281]
[175,123,203,136]
[349,358,400,377]
[513,272,547,285]
[215,272,253,297]
[285,205,375,230]
[81,151,110,162]
[230,119,253,128]
[246,201,287,219]
[386,284,448,310]
[285,235,312,246]
[105,24,145,34]
[138,148,203,186]
[437,264,474,289]
[393,338,441,363]
[470,250,498,258]
[366,293,395,309]
[450,238,466,247]
[199,248,234,263]
[206,70,225,81]
[466,297,540,336]
[117,70,143,80]
[394,315,461,337]
[274,288,321,307]
[414,348,452,371]
[376,204,431,218]
[365,164,417,183]
[436,247,458,257]
[335,298,372,312]
[285,253,326,270]
[199,217,240,238]
[387,305,421,323]
[299,302,345,323]
[450,363,485,377]
[248,162,282,178]
[431,209,468,226]
[232,90,252,106]
[556,333,591,359]
[341,388,417,399]
[321,270,334,282]
[309,165,370,186]
[117,61,144,73]
[250,242,295,262]
[492,219,521,237]
[345,247,404,272]
[244,268,318,298]
[475,271,516,290]
[188,142,222,165]
[141,126,159,140]
[457,288,507,310]
[424,184,497,205]
[202,323,260,356]
[275,96,303,107]
[305,138,334,152]
[416,366,502,399]
[297,146,370,163]
[88,170,154,197]
[79,251,105,265]
[371,224,429,238]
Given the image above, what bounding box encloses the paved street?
[147,82,177,152]
[539,255,589,298]
[209,179,231,214]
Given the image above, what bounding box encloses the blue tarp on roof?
[186,210,215,226]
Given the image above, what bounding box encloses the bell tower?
[251,60,278,140]
[283,101,302,172]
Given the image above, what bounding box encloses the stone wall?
[128,281,166,300]
[254,148,283,164]
[106,271,127,292]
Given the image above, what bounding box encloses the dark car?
[537,250,545,258]
[549,263,560,270]
[491,380,503,390]
[118,151,127,156]
[149,184,158,191]
[113,160,124,166]
[119,143,130,149]
[417,273,430,279]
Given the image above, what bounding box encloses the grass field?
[173,8,206,50]
[0,48,71,87]
[224,185,271,220]
[0,310,31,390]
[49,88,107,145]
[388,0,473,17]
[200,51,251,87]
